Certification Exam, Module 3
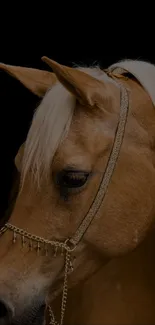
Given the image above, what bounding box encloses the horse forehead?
[53,113,102,166]
[56,127,95,162]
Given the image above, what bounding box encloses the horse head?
[0,58,155,325]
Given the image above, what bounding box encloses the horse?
[0,61,56,325]
[0,61,52,225]
[1,57,155,325]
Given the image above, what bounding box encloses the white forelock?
[22,59,155,186]
[109,60,155,105]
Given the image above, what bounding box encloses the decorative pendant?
[37,242,41,255]
[13,231,17,243]
[45,243,48,256]
[69,260,74,273]
[61,246,64,256]
[22,235,26,247]
[29,239,33,251]
[54,245,58,257]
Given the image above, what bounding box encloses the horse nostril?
[0,300,13,324]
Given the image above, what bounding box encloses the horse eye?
[56,170,90,189]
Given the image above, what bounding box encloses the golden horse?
[1,57,155,325]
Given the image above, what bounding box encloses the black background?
[0,12,154,219]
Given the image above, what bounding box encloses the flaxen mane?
[22,83,75,186]
[2,57,155,325]
[22,67,115,186]
[22,59,155,187]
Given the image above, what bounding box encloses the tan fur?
[0,62,57,97]
[22,60,118,186]
[51,227,155,325]
[1,58,155,324]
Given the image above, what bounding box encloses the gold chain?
[0,75,129,325]
[0,223,74,325]
[48,250,70,325]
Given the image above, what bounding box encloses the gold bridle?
[0,70,129,325]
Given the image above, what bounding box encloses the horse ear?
[14,143,25,172]
[41,56,109,106]
[0,63,57,97]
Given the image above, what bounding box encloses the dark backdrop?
[0,22,154,219]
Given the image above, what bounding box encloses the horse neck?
[123,77,155,140]
[59,226,155,325]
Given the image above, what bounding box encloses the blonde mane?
[22,58,155,186]
[22,82,75,186]
[21,66,113,186]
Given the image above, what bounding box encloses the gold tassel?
[45,243,48,256]
[61,246,64,256]
[22,235,26,247]
[29,239,33,251]
[54,245,58,257]
[69,260,74,273]
[37,242,40,255]
[13,231,17,243]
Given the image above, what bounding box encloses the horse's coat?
[1,58,155,325]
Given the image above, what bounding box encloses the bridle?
[0,69,129,325]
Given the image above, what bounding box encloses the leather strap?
[69,82,129,248]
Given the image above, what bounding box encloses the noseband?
[0,72,129,325]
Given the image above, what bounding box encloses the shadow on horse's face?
[1,58,155,325]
